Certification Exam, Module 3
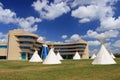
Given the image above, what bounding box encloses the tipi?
[73,51,81,60]
[92,44,116,64]
[43,48,61,64]
[91,53,96,59]
[29,50,43,62]
[110,52,116,59]
[56,51,63,60]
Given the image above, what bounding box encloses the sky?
[0,0,120,54]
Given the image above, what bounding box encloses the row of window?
[54,44,86,47]
[0,46,7,49]
[19,41,33,44]
[20,46,30,49]
[17,36,36,39]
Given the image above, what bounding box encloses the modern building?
[47,39,89,59]
[0,30,89,60]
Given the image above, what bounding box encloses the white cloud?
[0,3,42,33]
[0,2,3,7]
[32,0,48,11]
[112,48,120,53]
[79,18,90,23]
[71,0,117,8]
[54,0,63,4]
[97,17,120,31]
[0,6,16,24]
[72,5,98,20]
[32,0,70,20]
[83,29,119,40]
[104,42,112,50]
[88,40,100,46]
[71,0,116,24]
[37,36,46,42]
[113,40,120,47]
[71,0,92,7]
[61,35,67,39]
[70,34,80,41]
[65,34,81,42]
[0,32,8,43]
[16,16,41,33]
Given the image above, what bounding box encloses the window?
[18,36,36,39]
[20,46,30,49]
[0,46,7,49]
[19,42,33,44]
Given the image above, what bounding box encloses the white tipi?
[92,44,116,64]
[56,51,63,60]
[110,52,116,59]
[91,53,96,59]
[29,50,43,62]
[43,48,61,64]
[73,52,81,60]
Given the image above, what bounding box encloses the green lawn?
[0,59,120,80]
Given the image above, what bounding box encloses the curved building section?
[47,39,89,59]
[7,30,41,60]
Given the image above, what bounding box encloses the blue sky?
[0,0,120,54]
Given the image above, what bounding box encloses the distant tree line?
[114,53,120,58]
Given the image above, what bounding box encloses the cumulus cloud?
[83,29,119,40]
[113,40,120,47]
[16,16,41,32]
[0,3,41,33]
[0,2,3,7]
[65,34,81,42]
[97,17,120,31]
[70,34,80,41]
[0,5,16,24]
[37,36,46,42]
[104,42,112,50]
[88,40,100,46]
[0,32,8,43]
[61,35,67,39]
[72,5,98,21]
[71,0,116,24]
[32,0,70,20]
[79,18,90,23]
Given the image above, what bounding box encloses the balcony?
[57,51,84,55]
[19,44,33,48]
[54,45,86,48]
[20,49,31,53]
[17,38,36,42]
[34,44,42,48]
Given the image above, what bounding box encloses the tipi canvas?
[110,52,116,59]
[43,48,61,64]
[91,53,96,59]
[56,52,63,60]
[29,50,43,62]
[73,52,81,60]
[92,44,116,65]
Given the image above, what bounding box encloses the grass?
[0,59,120,80]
